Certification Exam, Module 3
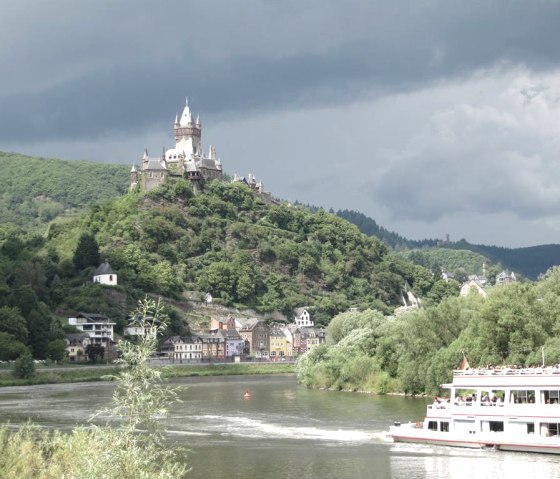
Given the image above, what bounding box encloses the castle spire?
[180,99,193,126]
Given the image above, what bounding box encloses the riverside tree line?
[296,266,560,395]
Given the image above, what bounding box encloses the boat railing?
[454,367,560,377]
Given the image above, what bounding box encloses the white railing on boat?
[454,367,560,377]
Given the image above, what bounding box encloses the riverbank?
[0,363,296,387]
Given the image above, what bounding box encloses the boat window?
[542,390,560,404]
[527,423,535,434]
[541,422,560,437]
[489,421,504,432]
[428,421,438,431]
[454,389,476,405]
[440,422,449,432]
[511,390,536,404]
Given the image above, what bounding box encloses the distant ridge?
[0,151,129,229]
[337,209,560,280]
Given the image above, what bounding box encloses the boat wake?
[174,414,377,443]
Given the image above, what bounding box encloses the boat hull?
[388,426,560,454]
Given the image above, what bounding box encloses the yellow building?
[269,326,290,359]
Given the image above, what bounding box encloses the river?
[1,374,559,479]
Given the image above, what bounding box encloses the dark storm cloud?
[1,0,560,144]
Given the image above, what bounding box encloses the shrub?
[12,353,35,379]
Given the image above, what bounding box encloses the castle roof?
[145,158,167,171]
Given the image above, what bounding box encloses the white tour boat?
[388,366,560,454]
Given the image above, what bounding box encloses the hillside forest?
[0,172,464,362]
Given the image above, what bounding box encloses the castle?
[130,98,272,201]
[130,98,222,193]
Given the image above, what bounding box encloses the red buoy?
[244,389,251,399]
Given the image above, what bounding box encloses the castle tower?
[130,165,138,190]
[174,97,202,156]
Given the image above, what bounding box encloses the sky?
[2,1,560,248]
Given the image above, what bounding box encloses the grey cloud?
[2,1,560,145]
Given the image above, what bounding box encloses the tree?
[12,353,35,379]
[0,332,29,361]
[0,306,28,343]
[85,344,105,363]
[73,233,101,271]
[47,339,67,362]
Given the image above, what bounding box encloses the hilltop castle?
[130,98,272,201]
[130,98,223,193]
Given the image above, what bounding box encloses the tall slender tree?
[73,233,101,271]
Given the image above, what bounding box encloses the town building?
[496,270,517,285]
[197,333,226,360]
[300,326,326,353]
[216,329,245,358]
[236,318,270,358]
[460,279,488,298]
[160,336,203,362]
[65,333,91,362]
[68,312,116,346]
[269,325,291,359]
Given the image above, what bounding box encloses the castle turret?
[175,97,202,155]
[130,165,138,190]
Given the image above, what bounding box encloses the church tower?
[174,97,202,156]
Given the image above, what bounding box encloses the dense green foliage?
[0,151,129,230]
[74,180,447,322]
[296,267,560,395]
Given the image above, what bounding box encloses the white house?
[161,336,203,361]
[460,280,488,298]
[124,315,159,340]
[294,307,313,327]
[93,260,117,286]
[68,312,116,346]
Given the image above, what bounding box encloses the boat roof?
[449,367,560,389]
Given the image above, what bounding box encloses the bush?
[12,353,35,379]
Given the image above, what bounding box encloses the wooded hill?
[337,209,560,280]
[0,151,129,232]
[1,175,464,359]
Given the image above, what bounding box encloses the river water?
[1,374,559,479]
